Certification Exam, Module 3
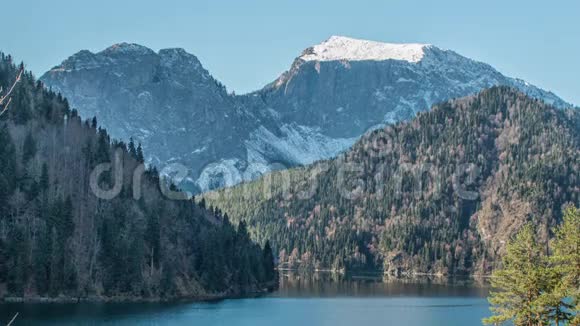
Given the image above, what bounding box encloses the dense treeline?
[205,87,579,275]
[0,54,276,301]
[484,205,579,326]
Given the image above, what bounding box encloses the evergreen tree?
[237,220,249,243]
[22,131,37,163]
[136,143,145,163]
[262,241,277,282]
[484,224,547,326]
[95,129,110,164]
[548,205,580,325]
[61,196,74,239]
[128,138,137,158]
[145,211,161,271]
[0,127,16,215]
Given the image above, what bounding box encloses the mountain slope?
[0,54,276,301]
[204,87,580,275]
[41,37,572,192]
[41,43,277,192]
[262,36,569,138]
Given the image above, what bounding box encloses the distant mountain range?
[41,36,573,192]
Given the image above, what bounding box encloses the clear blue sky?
[1,0,578,105]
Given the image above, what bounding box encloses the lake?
[0,274,491,325]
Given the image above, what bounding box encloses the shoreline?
[0,284,277,305]
[276,267,492,279]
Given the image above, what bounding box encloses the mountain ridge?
[41,36,574,192]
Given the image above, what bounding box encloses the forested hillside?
[0,54,276,301]
[205,87,580,276]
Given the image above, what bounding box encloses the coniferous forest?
[0,54,277,301]
[205,87,580,276]
[1,2,579,324]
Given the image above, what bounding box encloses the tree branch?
[7,312,19,326]
[0,68,24,117]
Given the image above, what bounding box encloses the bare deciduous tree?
[0,68,24,117]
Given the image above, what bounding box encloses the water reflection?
[276,272,489,298]
[0,273,491,326]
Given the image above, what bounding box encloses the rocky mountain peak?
[100,42,156,57]
[50,49,101,72]
[47,43,157,73]
[158,48,205,72]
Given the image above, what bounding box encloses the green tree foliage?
[0,53,276,301]
[550,205,580,325]
[483,224,547,325]
[484,206,580,326]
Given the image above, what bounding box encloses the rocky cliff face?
[42,43,276,191]
[263,37,568,138]
[41,37,572,192]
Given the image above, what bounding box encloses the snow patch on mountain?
[300,36,429,63]
[246,124,357,166]
[195,124,359,192]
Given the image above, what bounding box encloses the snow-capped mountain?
[41,36,572,192]
[262,36,569,139]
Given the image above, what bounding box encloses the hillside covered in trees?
[0,54,276,301]
[205,87,580,276]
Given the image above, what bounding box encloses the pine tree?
[237,220,249,243]
[128,138,137,159]
[95,129,110,164]
[484,224,547,326]
[61,196,74,239]
[0,127,16,214]
[548,205,580,325]
[0,127,16,182]
[136,143,145,163]
[22,131,36,163]
[262,241,276,282]
[145,212,161,271]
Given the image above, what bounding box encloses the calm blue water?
[0,275,491,325]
